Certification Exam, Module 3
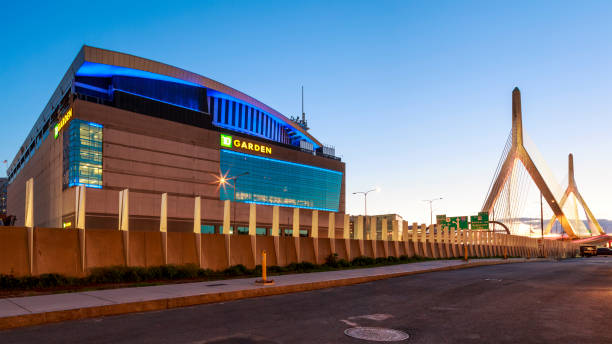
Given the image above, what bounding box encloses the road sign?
[437,215,468,230]
[470,211,489,230]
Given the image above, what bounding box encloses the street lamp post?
[422,197,443,225]
[352,188,378,216]
[219,172,249,235]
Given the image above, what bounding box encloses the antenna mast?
[301,86,305,122]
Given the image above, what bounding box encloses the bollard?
[504,247,508,260]
[255,250,274,285]
[464,245,468,262]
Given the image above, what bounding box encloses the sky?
[0,0,611,225]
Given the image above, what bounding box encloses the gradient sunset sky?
[1,1,610,224]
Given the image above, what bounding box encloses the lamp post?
[352,188,379,216]
[219,172,249,235]
[422,197,443,225]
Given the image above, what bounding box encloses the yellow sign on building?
[220,134,272,154]
[54,108,73,139]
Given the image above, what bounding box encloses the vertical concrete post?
[370,216,377,258]
[75,185,86,273]
[160,193,168,232]
[464,229,472,257]
[249,203,257,265]
[194,196,202,268]
[328,212,336,256]
[312,210,319,263]
[272,205,280,266]
[449,229,457,257]
[193,196,201,233]
[25,178,34,228]
[75,185,86,230]
[118,189,130,266]
[343,214,351,259]
[118,189,129,231]
[356,215,364,257]
[420,224,429,257]
[381,218,388,257]
[444,227,452,258]
[25,178,34,275]
[223,200,231,267]
[436,225,444,258]
[392,220,399,257]
[428,224,437,258]
[412,222,419,256]
[293,208,300,262]
[403,220,412,256]
[160,193,168,265]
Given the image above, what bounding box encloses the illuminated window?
[219,149,342,211]
[63,119,103,189]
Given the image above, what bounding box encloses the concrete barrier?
[0,224,579,277]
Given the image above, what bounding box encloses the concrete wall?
[0,226,579,277]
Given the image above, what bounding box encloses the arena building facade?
[7,46,345,235]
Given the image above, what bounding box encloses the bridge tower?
[482,88,578,238]
[544,154,605,236]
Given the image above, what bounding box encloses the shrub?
[325,253,339,267]
[224,264,249,276]
[337,259,350,267]
[351,256,375,266]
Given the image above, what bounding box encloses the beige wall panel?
[255,236,277,266]
[0,227,29,276]
[86,230,125,269]
[34,228,80,276]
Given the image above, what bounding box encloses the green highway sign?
[437,215,469,230]
[436,212,489,230]
[470,212,489,230]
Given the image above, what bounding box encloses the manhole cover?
[344,327,409,342]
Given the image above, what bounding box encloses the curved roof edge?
[81,46,321,146]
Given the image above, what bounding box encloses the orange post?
[255,250,274,285]
[464,245,468,262]
[262,250,267,281]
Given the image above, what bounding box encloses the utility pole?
[353,188,379,216]
[423,198,443,225]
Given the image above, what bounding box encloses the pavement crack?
[81,293,116,304]
[5,298,33,313]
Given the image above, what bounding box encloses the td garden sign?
[220,134,272,155]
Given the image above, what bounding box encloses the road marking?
[349,314,394,321]
[341,319,359,327]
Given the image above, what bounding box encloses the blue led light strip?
[242,200,336,212]
[68,182,103,189]
[220,149,342,175]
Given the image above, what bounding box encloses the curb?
[0,259,542,330]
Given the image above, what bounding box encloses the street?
[1,258,611,343]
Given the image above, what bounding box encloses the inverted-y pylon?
[482,88,577,238]
[544,154,604,236]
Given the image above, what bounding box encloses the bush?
[0,253,456,292]
[224,264,249,276]
[325,253,339,267]
[337,259,350,267]
[351,256,375,266]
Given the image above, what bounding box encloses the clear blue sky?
[1,0,611,224]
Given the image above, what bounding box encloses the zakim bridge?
[482,88,608,242]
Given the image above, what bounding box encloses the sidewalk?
[0,258,538,330]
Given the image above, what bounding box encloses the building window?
[219,149,342,211]
[63,119,103,189]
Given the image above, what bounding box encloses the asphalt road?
[2,257,611,344]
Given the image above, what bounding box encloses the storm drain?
[344,327,409,342]
[205,283,227,287]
